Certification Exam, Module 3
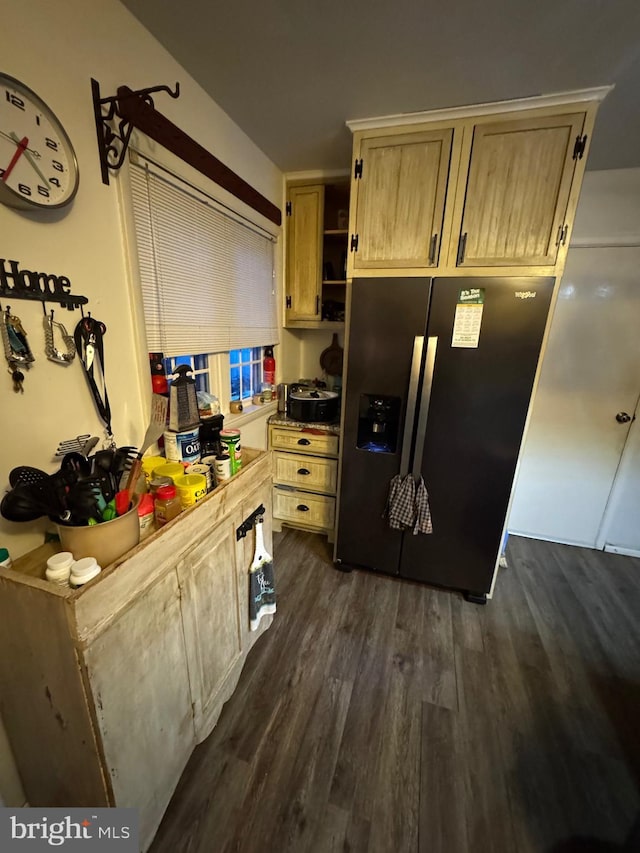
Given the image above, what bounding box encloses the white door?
[508,245,640,548]
[598,396,640,555]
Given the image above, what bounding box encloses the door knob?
[615,412,632,424]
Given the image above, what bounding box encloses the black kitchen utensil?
[91,449,117,501]
[1,485,49,522]
[1,481,70,523]
[112,446,138,491]
[9,466,49,488]
[64,479,104,524]
[61,452,91,479]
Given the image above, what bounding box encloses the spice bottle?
[154,484,182,527]
[137,493,156,540]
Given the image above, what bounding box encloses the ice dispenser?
[356,394,401,453]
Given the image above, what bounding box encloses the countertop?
[268,413,341,436]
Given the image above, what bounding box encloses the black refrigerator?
[335,276,554,601]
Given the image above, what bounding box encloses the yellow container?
[141,455,166,484]
[154,462,186,483]
[174,473,207,509]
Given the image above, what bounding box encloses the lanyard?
[74,317,113,440]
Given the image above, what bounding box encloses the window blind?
[129,159,278,357]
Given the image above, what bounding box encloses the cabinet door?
[83,569,195,846]
[177,513,242,737]
[286,185,323,320]
[456,113,586,267]
[352,129,453,270]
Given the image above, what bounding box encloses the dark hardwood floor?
[150,530,640,853]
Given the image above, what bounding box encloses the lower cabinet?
[83,568,195,844]
[178,508,243,738]
[0,449,273,852]
[270,422,340,541]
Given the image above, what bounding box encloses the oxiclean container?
[164,427,201,465]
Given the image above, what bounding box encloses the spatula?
[124,394,169,493]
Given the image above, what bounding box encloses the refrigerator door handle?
[412,336,438,477]
[399,335,425,476]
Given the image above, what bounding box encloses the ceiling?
[121,0,640,174]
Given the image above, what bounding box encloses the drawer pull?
[297,438,311,445]
[296,504,310,512]
[297,467,310,475]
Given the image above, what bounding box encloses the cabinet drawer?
[273,488,335,531]
[270,427,339,457]
[273,452,337,494]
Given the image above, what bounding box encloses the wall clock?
[0,72,79,210]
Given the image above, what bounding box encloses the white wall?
[0,0,284,806]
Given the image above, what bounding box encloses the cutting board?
[319,333,343,376]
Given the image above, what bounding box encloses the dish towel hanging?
[384,473,433,535]
[249,517,276,631]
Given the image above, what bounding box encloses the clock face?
[0,73,79,210]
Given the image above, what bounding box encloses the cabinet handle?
[428,233,438,265]
[296,504,310,512]
[316,295,320,315]
[555,224,569,246]
[457,232,468,265]
[297,468,310,475]
[297,438,311,445]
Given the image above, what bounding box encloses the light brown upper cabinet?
[286,184,324,321]
[454,113,587,268]
[285,180,349,328]
[347,95,602,278]
[349,128,454,271]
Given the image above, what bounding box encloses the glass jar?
[154,484,182,527]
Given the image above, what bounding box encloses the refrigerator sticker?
[452,288,484,348]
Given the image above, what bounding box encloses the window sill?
[225,401,278,429]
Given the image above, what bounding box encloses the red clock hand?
[2,136,29,182]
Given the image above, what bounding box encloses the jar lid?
[156,484,177,499]
[70,564,101,586]
[71,556,99,576]
[47,551,74,571]
[0,548,9,561]
[150,475,172,489]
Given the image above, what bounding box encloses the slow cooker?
[288,386,339,423]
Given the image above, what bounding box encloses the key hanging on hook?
[2,306,34,392]
[44,307,76,365]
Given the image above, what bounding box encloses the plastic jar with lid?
[150,475,173,497]
[154,484,182,527]
[46,551,74,586]
[70,556,102,588]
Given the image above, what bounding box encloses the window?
[163,353,211,393]
[230,347,263,401]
